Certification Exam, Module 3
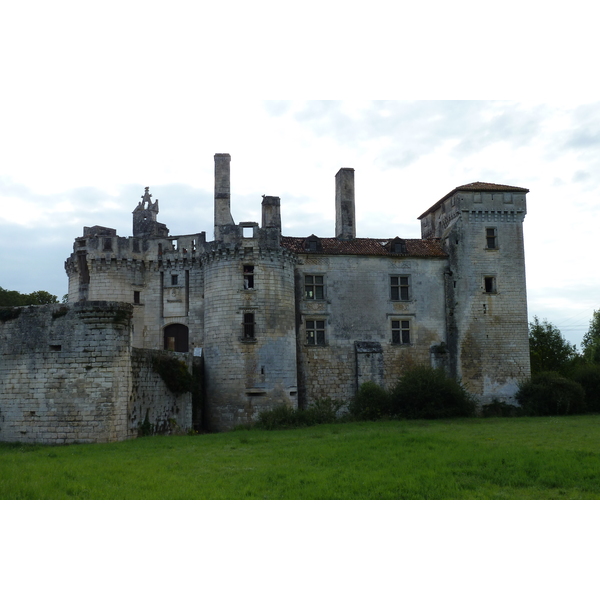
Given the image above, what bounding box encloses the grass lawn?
[2,415,600,499]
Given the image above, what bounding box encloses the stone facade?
[0,302,193,444]
[1,153,531,440]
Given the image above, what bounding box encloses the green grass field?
[2,415,600,499]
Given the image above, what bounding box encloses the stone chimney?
[335,168,355,239]
[261,195,282,248]
[214,153,234,240]
[261,195,281,229]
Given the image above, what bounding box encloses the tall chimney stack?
[335,168,355,239]
[214,154,234,239]
[261,195,281,230]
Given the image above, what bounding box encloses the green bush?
[516,372,586,416]
[151,354,193,395]
[481,399,522,418]
[391,366,476,420]
[308,397,346,424]
[255,397,346,430]
[570,364,600,413]
[255,405,303,430]
[349,381,392,420]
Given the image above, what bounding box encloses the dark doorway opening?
[164,324,189,352]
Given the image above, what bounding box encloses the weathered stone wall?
[129,348,193,436]
[295,254,448,407]
[0,302,193,444]
[431,190,531,402]
[65,231,209,352]
[203,237,298,430]
[0,302,133,444]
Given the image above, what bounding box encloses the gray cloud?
[281,101,550,169]
[561,103,600,151]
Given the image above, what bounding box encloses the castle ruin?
[0,153,531,442]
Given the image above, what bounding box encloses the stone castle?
[0,153,531,442]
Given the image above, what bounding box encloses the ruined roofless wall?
[0,302,134,444]
[0,302,193,444]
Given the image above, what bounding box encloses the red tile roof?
[280,236,446,257]
[418,181,529,219]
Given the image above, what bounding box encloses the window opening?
[243,313,255,339]
[306,320,325,345]
[486,228,497,249]
[243,265,254,289]
[171,274,179,286]
[390,238,407,254]
[392,320,411,344]
[103,238,112,251]
[305,275,324,300]
[133,291,141,304]
[243,227,254,238]
[484,276,496,293]
[391,276,410,301]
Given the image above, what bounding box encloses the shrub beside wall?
[516,372,586,416]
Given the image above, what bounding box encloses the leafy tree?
[571,363,600,413]
[516,372,586,416]
[26,290,58,305]
[528,316,578,375]
[0,286,58,307]
[581,309,600,364]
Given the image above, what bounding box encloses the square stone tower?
[420,182,530,401]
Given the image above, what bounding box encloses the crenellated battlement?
[58,154,532,434]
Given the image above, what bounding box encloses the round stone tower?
[202,155,298,430]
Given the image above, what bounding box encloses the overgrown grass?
[2,415,600,499]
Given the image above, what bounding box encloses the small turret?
[133,187,169,237]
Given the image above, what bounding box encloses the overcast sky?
[1,1,598,349]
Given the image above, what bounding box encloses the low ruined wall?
[0,302,194,444]
[0,302,133,444]
[129,348,193,436]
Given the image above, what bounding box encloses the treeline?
[0,287,58,306]
[520,311,600,415]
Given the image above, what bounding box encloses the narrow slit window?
[133,291,141,304]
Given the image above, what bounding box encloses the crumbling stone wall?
[0,302,133,444]
[0,301,193,444]
[129,348,193,436]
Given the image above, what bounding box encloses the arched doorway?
[163,324,189,352]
